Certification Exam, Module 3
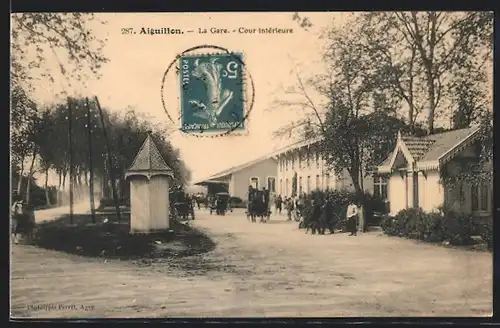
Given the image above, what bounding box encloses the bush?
[478,218,493,251]
[381,206,486,248]
[380,214,397,236]
[299,189,387,230]
[441,210,475,245]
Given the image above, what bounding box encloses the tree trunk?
[426,71,436,135]
[58,169,62,190]
[57,169,62,205]
[44,167,52,206]
[17,154,25,194]
[62,169,67,189]
[26,150,38,204]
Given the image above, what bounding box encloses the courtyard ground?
[11,208,492,318]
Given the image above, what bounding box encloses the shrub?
[420,212,445,242]
[381,206,486,248]
[380,214,397,236]
[477,217,493,251]
[299,189,386,231]
[441,210,475,245]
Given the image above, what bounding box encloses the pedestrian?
[346,197,359,236]
[276,195,283,214]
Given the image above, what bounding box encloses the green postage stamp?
[179,53,246,133]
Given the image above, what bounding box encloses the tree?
[11,85,39,194]
[357,11,493,134]
[11,13,109,203]
[274,18,421,209]
[11,13,108,93]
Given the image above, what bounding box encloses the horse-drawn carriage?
[209,192,233,216]
[247,190,271,223]
[169,189,195,221]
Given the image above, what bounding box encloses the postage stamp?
[179,52,246,134]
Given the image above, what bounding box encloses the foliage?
[381,207,490,249]
[356,12,493,133]
[11,172,57,207]
[301,189,387,228]
[11,13,108,92]
[276,12,492,215]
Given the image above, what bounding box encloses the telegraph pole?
[85,97,96,223]
[67,97,74,224]
[94,96,122,223]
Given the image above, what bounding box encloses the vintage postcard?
[10,12,493,319]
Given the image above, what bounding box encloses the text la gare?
[199,27,230,34]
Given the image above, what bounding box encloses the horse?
[11,201,36,244]
[248,192,269,223]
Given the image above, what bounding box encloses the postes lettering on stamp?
[161,45,254,138]
[180,53,245,134]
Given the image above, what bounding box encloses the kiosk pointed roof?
[127,132,173,174]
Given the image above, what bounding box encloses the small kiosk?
[125,132,174,233]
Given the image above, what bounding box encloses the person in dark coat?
[275,195,283,214]
[247,185,255,219]
[262,187,270,215]
[320,195,336,234]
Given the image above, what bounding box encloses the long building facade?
[271,139,375,198]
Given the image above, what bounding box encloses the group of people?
[272,192,362,236]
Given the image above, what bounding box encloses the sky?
[22,12,339,185]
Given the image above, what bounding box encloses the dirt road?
[11,209,492,318]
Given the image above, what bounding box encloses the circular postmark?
[161,45,255,138]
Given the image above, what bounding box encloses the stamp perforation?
[175,49,253,138]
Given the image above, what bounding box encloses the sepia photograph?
[10,11,493,318]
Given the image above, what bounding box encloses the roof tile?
[127,134,173,173]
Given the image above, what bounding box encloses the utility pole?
[85,97,96,223]
[94,96,122,223]
[67,97,74,224]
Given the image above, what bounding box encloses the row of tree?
[11,13,190,205]
[281,11,493,199]
[11,93,191,204]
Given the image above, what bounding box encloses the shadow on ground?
[32,212,217,262]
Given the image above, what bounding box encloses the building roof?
[267,136,323,158]
[378,127,481,172]
[194,154,277,185]
[126,133,174,174]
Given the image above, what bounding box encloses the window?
[471,183,491,212]
[306,151,310,167]
[267,177,276,193]
[307,176,311,193]
[298,152,302,168]
[316,175,320,190]
[285,157,288,171]
[373,175,388,200]
[250,177,259,189]
[299,176,303,194]
[285,178,289,196]
[279,179,283,195]
[325,173,330,189]
[291,156,295,169]
[316,152,320,168]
